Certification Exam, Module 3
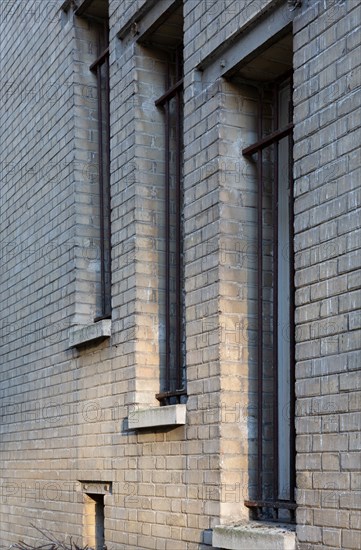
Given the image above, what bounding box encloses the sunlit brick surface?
[0,1,360,549]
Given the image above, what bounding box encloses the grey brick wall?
[293,1,361,549]
[0,0,360,549]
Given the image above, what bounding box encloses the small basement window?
[84,493,105,550]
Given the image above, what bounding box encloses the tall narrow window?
[155,46,185,405]
[242,73,295,522]
[90,24,111,321]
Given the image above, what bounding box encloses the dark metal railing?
[243,75,295,522]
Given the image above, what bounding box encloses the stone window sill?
[212,521,296,550]
[69,319,111,348]
[128,404,186,430]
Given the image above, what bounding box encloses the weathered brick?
[321,453,340,471]
[1,1,360,549]
[342,530,361,549]
[313,434,348,452]
[313,472,350,491]
[313,509,349,529]
[323,527,341,548]
[297,524,322,544]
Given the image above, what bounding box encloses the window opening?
[155,45,185,405]
[242,72,296,522]
[90,23,111,321]
[84,493,105,550]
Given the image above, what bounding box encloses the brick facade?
[293,1,361,548]
[0,1,360,549]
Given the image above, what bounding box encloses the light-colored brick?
[1,1,360,549]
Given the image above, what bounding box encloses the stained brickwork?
[0,1,360,549]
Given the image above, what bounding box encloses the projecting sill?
[212,522,296,550]
[69,319,111,348]
[128,404,186,430]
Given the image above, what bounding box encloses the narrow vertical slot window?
[90,26,111,321]
[242,73,295,522]
[155,46,185,405]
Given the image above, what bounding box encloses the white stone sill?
[212,521,296,550]
[128,404,186,430]
[69,319,111,348]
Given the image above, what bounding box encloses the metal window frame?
[243,74,295,522]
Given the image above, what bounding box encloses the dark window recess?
[87,493,105,550]
[242,74,296,522]
[155,47,186,405]
[90,25,111,321]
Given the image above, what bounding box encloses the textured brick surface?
[0,0,360,549]
[293,1,361,549]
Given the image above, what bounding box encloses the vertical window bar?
[104,53,112,318]
[175,45,183,392]
[257,89,264,502]
[165,62,171,392]
[97,63,107,318]
[175,89,182,390]
[288,86,296,507]
[272,83,279,507]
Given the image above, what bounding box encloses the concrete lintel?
[74,0,107,18]
[212,522,296,550]
[200,0,295,84]
[80,481,112,494]
[69,319,111,348]
[60,0,76,13]
[128,404,186,429]
[117,0,180,41]
[74,0,94,16]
